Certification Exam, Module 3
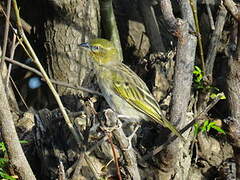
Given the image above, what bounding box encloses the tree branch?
[0,75,36,179]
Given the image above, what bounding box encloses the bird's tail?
[161,117,186,143]
[154,116,186,143]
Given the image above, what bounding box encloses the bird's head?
[79,38,119,65]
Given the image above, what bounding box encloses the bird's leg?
[122,124,140,151]
[117,115,141,124]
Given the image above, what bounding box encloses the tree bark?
[43,0,100,100]
[156,0,197,179]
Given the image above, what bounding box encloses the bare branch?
[0,0,11,71]
[0,75,36,179]
[223,0,240,21]
[205,5,227,79]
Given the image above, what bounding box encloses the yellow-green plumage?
[80,38,185,142]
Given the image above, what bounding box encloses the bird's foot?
[123,124,140,151]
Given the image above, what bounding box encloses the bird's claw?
[123,124,140,151]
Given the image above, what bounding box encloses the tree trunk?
[43,0,100,106]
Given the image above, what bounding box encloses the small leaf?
[0,171,16,180]
[219,94,226,100]
[194,123,200,136]
[194,66,202,73]
[207,122,216,132]
[210,93,217,99]
[201,120,209,133]
[211,125,226,134]
[0,158,8,167]
[193,70,199,75]
[213,87,220,91]
[0,142,6,153]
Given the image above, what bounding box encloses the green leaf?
[210,93,217,99]
[211,125,226,134]
[194,66,202,73]
[196,75,202,83]
[0,171,16,180]
[201,120,209,133]
[212,87,220,92]
[219,94,226,100]
[207,122,216,132]
[0,158,8,167]
[194,123,200,136]
[0,142,6,153]
[193,70,199,75]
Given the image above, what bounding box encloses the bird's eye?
[91,46,100,51]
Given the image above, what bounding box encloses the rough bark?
[226,57,240,177]
[43,0,100,100]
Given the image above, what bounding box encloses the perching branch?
[104,109,141,180]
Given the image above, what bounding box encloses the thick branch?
[159,0,178,32]
[139,0,165,52]
[223,0,240,21]
[205,5,227,79]
[156,0,197,178]
[0,76,36,180]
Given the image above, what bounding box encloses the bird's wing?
[111,64,186,142]
[111,64,164,124]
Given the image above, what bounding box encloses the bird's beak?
[79,42,90,49]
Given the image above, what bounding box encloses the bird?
[80,38,185,142]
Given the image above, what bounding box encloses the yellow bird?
[80,38,185,142]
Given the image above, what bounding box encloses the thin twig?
[0,7,34,61]
[104,109,141,179]
[236,22,240,61]
[10,76,29,110]
[86,135,108,155]
[100,0,123,60]
[12,0,81,147]
[0,4,32,34]
[205,0,215,30]
[189,0,205,73]
[1,0,11,71]
[107,133,122,180]
[57,161,66,180]
[6,30,17,86]
[4,57,102,96]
